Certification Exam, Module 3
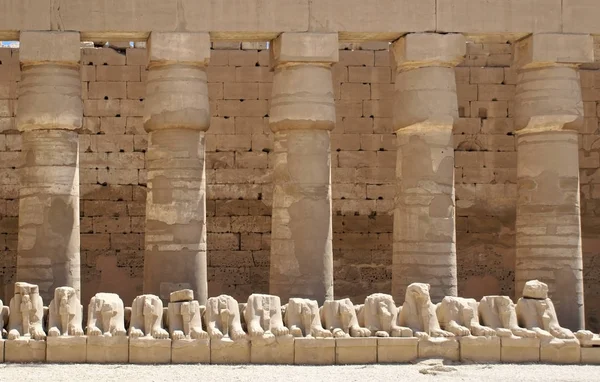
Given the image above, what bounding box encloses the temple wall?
[1,40,600,330]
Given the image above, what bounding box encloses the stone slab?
[294,338,336,365]
[129,338,171,364]
[19,31,81,64]
[581,347,600,364]
[0,0,51,40]
[459,336,501,363]
[272,33,339,65]
[335,338,377,365]
[148,32,211,65]
[5,339,46,363]
[210,338,250,364]
[391,33,466,67]
[418,337,460,361]
[514,33,594,69]
[377,337,418,363]
[86,335,129,363]
[46,336,87,363]
[540,338,581,364]
[500,337,540,363]
[250,335,294,364]
[172,339,210,364]
[563,0,600,34]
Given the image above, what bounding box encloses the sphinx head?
[522,280,549,299]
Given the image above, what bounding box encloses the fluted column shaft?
[514,33,594,330]
[269,33,338,304]
[16,32,82,301]
[391,33,465,302]
[143,32,211,304]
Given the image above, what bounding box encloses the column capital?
[514,33,594,70]
[391,33,466,71]
[19,31,81,66]
[270,32,338,68]
[148,32,211,67]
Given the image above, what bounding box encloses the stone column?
[390,33,466,302]
[16,32,82,301]
[143,32,211,305]
[269,33,338,304]
[514,33,594,330]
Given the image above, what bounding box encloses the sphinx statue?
[245,294,290,339]
[362,293,412,337]
[47,286,84,337]
[284,298,332,338]
[128,294,169,339]
[437,296,496,337]
[479,295,536,338]
[399,283,454,338]
[0,299,9,338]
[87,293,127,337]
[7,282,46,340]
[167,289,208,340]
[205,295,246,341]
[321,298,371,338]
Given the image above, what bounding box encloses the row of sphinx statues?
[1,279,596,344]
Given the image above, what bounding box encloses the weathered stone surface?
[377,337,418,363]
[391,33,466,69]
[500,336,541,363]
[148,32,210,65]
[46,336,87,363]
[335,337,377,364]
[86,335,129,363]
[4,338,46,363]
[171,338,210,364]
[271,33,338,65]
[129,337,172,364]
[514,33,594,70]
[459,336,501,363]
[18,31,81,64]
[294,338,335,365]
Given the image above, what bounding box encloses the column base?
[86,335,129,363]
[377,337,418,363]
[47,336,87,363]
[335,338,377,364]
[172,339,210,364]
[459,336,501,363]
[500,336,540,363]
[5,338,46,363]
[250,335,294,364]
[294,338,335,365]
[210,338,250,364]
[129,338,171,364]
[540,338,580,364]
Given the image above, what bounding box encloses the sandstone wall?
[1,41,600,330]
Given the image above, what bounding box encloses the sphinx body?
[437,296,496,337]
[205,295,246,341]
[399,283,453,338]
[87,293,127,337]
[8,282,46,340]
[0,299,9,338]
[479,295,536,338]
[167,289,208,340]
[245,294,289,340]
[362,293,412,337]
[47,286,84,337]
[128,294,169,339]
[321,298,371,338]
[284,298,332,338]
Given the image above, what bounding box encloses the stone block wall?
[1,40,600,330]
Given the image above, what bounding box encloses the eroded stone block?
[46,336,87,363]
[5,339,46,363]
[540,338,580,364]
[378,337,418,363]
[581,347,600,364]
[459,336,501,363]
[336,338,377,364]
[250,336,294,364]
[294,338,336,365]
[210,338,250,364]
[418,337,460,361]
[172,339,210,364]
[500,336,540,363]
[129,338,171,364]
[86,335,129,363]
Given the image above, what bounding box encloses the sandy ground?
[0,361,599,382]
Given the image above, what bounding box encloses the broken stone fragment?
[170,289,194,303]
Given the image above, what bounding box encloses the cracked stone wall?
[1,40,600,330]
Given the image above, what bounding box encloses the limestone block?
[0,339,4,362]
[391,33,466,68]
[86,335,129,363]
[46,336,87,363]
[172,338,210,364]
[335,338,377,364]
[19,31,81,64]
[500,336,540,363]
[294,338,336,365]
[377,337,418,363]
[540,338,581,364]
[129,338,172,364]
[148,32,211,65]
[418,337,460,361]
[210,338,250,364]
[271,33,338,66]
[563,0,600,34]
[0,0,51,39]
[581,347,600,364]
[514,33,594,69]
[5,339,46,363]
[459,336,501,363]
[251,335,294,364]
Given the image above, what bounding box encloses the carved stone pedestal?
[378,337,418,363]
[459,336,500,363]
[0,339,4,362]
[500,336,540,363]
[418,337,459,361]
[581,347,600,364]
[336,338,377,364]
[172,339,210,364]
[47,336,87,363]
[250,335,294,364]
[129,338,171,364]
[210,338,250,364]
[86,336,129,363]
[540,338,580,364]
[294,338,335,365]
[5,339,46,362]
